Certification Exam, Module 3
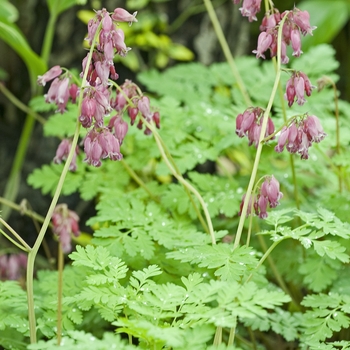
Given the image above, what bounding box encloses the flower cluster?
[38,7,160,169]
[37,66,78,113]
[251,7,316,63]
[0,253,27,280]
[53,139,79,171]
[51,204,80,253]
[239,176,283,219]
[275,115,326,159]
[284,71,314,107]
[235,107,275,148]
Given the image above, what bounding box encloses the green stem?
[27,120,81,343]
[112,83,211,233]
[120,159,160,202]
[213,326,222,346]
[0,197,45,224]
[0,218,32,252]
[145,121,215,245]
[228,323,236,346]
[275,63,300,209]
[0,84,46,125]
[233,14,288,250]
[331,81,342,193]
[1,114,36,223]
[26,19,100,343]
[56,243,64,345]
[245,238,284,284]
[41,6,59,64]
[203,0,252,106]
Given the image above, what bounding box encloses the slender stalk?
[56,243,64,345]
[26,20,101,343]
[213,326,222,346]
[245,239,284,284]
[120,159,160,202]
[0,84,46,125]
[40,3,59,64]
[233,14,288,250]
[203,0,252,106]
[0,218,31,252]
[0,228,28,252]
[228,323,236,346]
[331,81,342,193]
[145,121,216,245]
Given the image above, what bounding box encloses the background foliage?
[1,0,350,349]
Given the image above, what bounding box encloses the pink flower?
[37,66,62,86]
[98,129,122,161]
[291,28,303,57]
[53,139,79,171]
[304,115,326,143]
[109,115,129,144]
[253,32,273,59]
[284,71,314,107]
[52,204,80,253]
[239,175,283,219]
[275,126,289,153]
[112,8,138,25]
[128,107,139,125]
[293,8,317,36]
[80,96,96,128]
[295,76,306,105]
[152,111,161,129]
[84,130,103,167]
[138,96,153,120]
[239,0,262,22]
[261,176,283,208]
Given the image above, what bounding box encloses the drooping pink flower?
[275,115,326,159]
[304,115,326,143]
[293,8,317,36]
[291,28,303,57]
[284,71,314,107]
[112,8,138,25]
[253,31,273,59]
[274,126,289,153]
[98,129,123,161]
[109,115,129,144]
[152,111,161,129]
[52,204,80,253]
[138,96,153,120]
[37,66,62,86]
[295,76,306,105]
[128,107,139,125]
[239,175,283,219]
[53,139,79,171]
[239,0,262,22]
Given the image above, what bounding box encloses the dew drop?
[209,198,215,203]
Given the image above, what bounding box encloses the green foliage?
[0,281,29,349]
[0,19,46,91]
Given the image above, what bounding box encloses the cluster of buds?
[239,176,283,219]
[51,204,80,253]
[0,253,27,280]
[235,107,275,148]
[38,8,160,169]
[275,115,326,159]
[284,71,314,107]
[249,7,316,63]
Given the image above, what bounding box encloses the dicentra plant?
[1,0,350,349]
